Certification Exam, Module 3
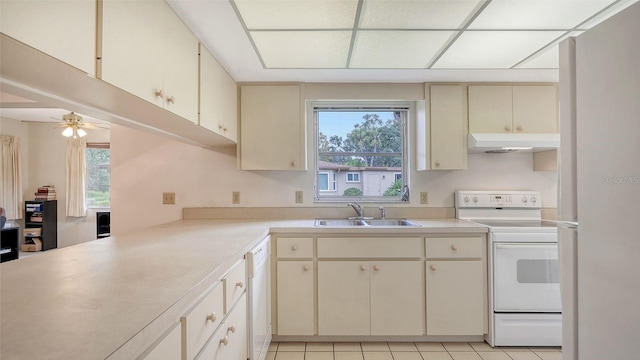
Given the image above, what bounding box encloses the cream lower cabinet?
[195,294,247,360]
[276,261,314,335]
[139,324,182,360]
[425,237,486,336]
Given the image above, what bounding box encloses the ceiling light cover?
[433,31,565,68]
[359,0,484,29]
[234,0,358,29]
[62,127,74,137]
[351,30,456,68]
[468,0,616,29]
[251,31,352,68]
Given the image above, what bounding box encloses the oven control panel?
[455,191,541,209]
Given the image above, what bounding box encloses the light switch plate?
[295,191,303,203]
[232,191,241,204]
[420,192,428,204]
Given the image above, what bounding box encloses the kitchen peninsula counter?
[0,218,487,360]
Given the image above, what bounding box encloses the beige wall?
[1,117,110,248]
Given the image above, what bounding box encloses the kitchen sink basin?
[314,219,421,227]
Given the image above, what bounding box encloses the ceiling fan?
[53,112,109,138]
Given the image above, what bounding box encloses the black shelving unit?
[24,200,57,251]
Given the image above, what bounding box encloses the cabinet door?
[102,0,199,123]
[240,85,305,170]
[430,85,467,170]
[370,261,424,335]
[468,86,513,133]
[276,261,314,335]
[317,261,370,335]
[426,260,485,335]
[0,0,96,74]
[196,295,247,360]
[199,45,238,142]
[513,86,558,133]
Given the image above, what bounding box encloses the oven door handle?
[495,244,558,251]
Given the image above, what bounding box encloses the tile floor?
[267,342,562,360]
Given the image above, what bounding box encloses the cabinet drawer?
[223,260,246,313]
[425,237,484,259]
[196,295,247,360]
[317,237,421,258]
[181,283,224,360]
[277,237,313,258]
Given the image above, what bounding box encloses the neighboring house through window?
[347,173,360,182]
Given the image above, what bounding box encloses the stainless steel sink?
[314,219,421,227]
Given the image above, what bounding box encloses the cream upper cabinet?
[276,261,314,335]
[468,85,558,134]
[425,84,468,170]
[512,86,558,133]
[0,0,96,74]
[199,45,238,142]
[101,0,199,123]
[239,85,306,170]
[468,86,513,133]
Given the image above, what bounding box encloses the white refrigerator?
[558,2,640,360]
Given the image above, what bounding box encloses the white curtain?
[0,135,23,219]
[66,138,87,217]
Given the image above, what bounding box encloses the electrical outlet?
[295,191,303,204]
[162,192,175,205]
[232,191,241,204]
[420,192,428,204]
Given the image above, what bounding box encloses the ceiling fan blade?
[83,123,110,130]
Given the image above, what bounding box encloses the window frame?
[313,101,410,203]
[346,172,360,183]
[85,142,111,209]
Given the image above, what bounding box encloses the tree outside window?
[86,143,110,207]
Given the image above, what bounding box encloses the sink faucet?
[378,206,385,220]
[347,202,364,218]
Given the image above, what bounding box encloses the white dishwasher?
[246,237,271,360]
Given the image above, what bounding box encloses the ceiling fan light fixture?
[77,128,87,138]
[62,127,74,137]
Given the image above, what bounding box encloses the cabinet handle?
[291,245,298,251]
[373,265,380,271]
[303,265,310,271]
[223,127,228,132]
[451,245,458,251]
[228,324,236,333]
[516,125,523,132]
[505,125,511,132]
[435,161,440,167]
[206,313,217,322]
[218,125,224,130]
[220,336,229,346]
[291,161,296,167]
[360,265,367,271]
[235,281,244,288]
[166,96,175,104]
[155,90,164,98]
[430,265,437,271]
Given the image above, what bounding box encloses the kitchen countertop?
[0,218,487,360]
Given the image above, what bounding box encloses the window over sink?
[314,102,409,202]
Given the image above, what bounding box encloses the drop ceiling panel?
[579,0,639,27]
[359,0,483,29]
[251,31,352,68]
[351,30,456,68]
[233,0,358,29]
[433,31,565,68]
[517,31,585,68]
[468,0,616,29]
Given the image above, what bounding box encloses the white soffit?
[434,31,565,69]
[251,31,352,68]
[359,0,483,29]
[233,0,358,29]
[351,30,456,68]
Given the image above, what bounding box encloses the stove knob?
[472,196,479,203]
[463,196,470,203]
[522,196,528,203]
[531,196,537,203]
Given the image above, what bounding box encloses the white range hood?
[467,133,560,153]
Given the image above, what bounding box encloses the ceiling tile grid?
[221,0,639,72]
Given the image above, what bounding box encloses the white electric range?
[455,191,562,347]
